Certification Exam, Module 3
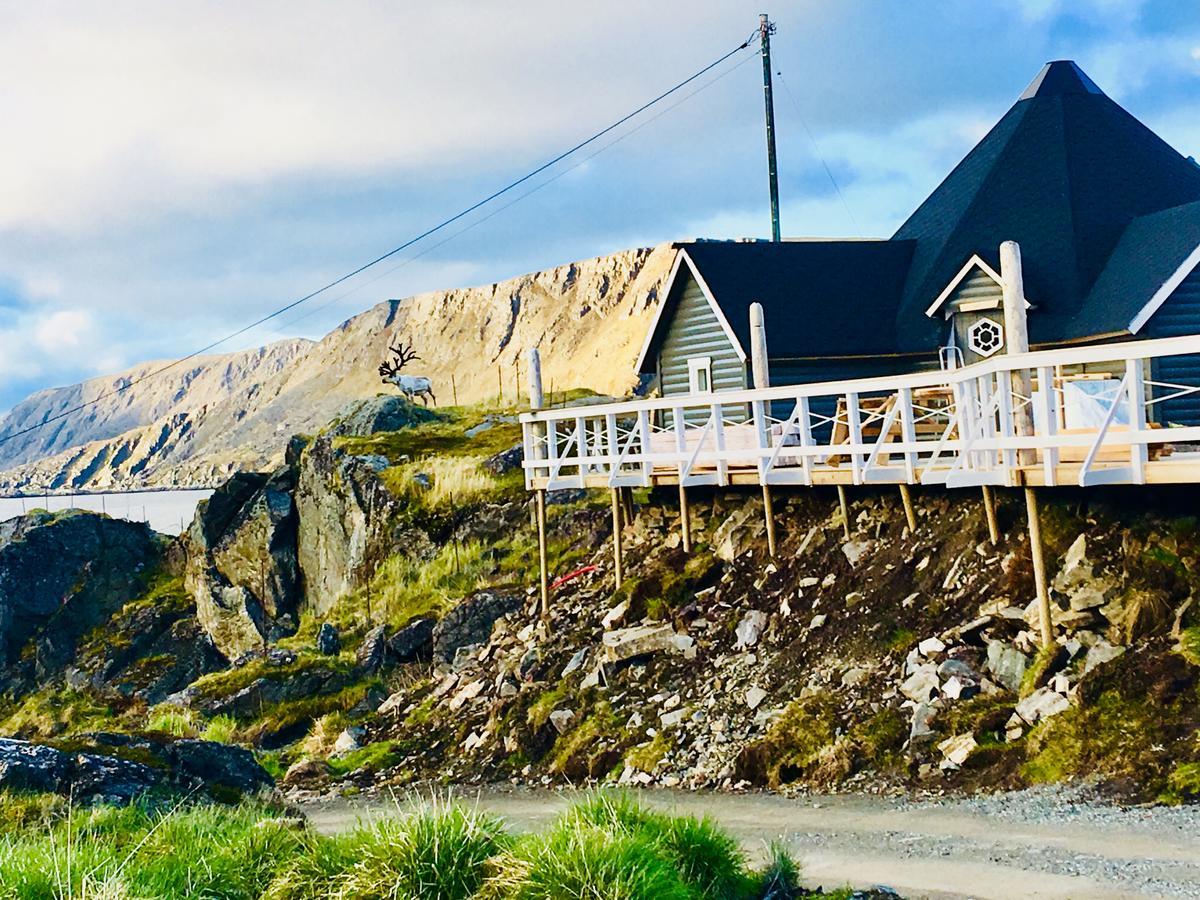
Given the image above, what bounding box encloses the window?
[687,357,713,394]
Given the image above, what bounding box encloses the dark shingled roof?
[642,61,1200,365]
[892,60,1200,350]
[638,239,915,372]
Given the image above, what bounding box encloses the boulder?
[484,443,524,475]
[602,623,676,663]
[182,469,300,659]
[388,618,435,664]
[938,733,978,767]
[711,503,764,562]
[900,664,940,703]
[0,739,70,792]
[734,610,769,649]
[1014,687,1070,725]
[986,641,1028,692]
[548,709,576,734]
[432,590,522,664]
[317,623,341,656]
[357,625,388,672]
[1083,639,1125,674]
[909,703,938,744]
[161,739,274,795]
[333,726,365,756]
[326,395,436,438]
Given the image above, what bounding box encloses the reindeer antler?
[379,340,421,379]
[388,341,421,368]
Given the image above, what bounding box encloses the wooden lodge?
[517,60,1200,642]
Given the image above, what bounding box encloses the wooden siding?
[1145,262,1200,426]
[948,266,1003,308]
[659,273,746,422]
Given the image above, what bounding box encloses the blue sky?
[2,0,1199,414]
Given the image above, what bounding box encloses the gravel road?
[302,785,1200,899]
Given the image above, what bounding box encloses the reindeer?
[378,341,437,406]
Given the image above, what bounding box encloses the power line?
[774,67,862,237]
[263,50,761,339]
[0,30,760,448]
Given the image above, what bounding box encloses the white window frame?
[687,356,713,394]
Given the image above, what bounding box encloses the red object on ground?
[550,564,599,591]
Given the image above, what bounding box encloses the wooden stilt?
[837,485,852,541]
[621,486,635,526]
[535,489,549,619]
[982,485,1000,545]
[611,487,624,588]
[678,482,692,553]
[1024,486,1053,647]
[762,484,777,557]
[898,484,917,533]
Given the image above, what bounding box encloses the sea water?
[0,488,214,536]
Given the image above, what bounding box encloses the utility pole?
[759,13,781,242]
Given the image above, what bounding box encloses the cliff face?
[0,245,675,494]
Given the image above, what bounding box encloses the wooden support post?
[898,484,917,533]
[1001,241,1036,466]
[836,484,852,541]
[1024,486,1053,648]
[678,482,692,553]
[528,347,549,618]
[982,485,1000,545]
[535,490,549,619]
[611,487,624,588]
[762,484,777,557]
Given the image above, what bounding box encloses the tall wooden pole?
[611,487,624,588]
[898,483,917,533]
[528,348,550,619]
[836,485,852,541]
[678,482,692,552]
[981,485,1000,544]
[759,14,782,242]
[750,302,777,556]
[1002,241,1053,646]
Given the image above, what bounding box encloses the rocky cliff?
[0,245,674,494]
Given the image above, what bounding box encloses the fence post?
[750,302,777,556]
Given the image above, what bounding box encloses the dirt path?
[302,786,1200,899]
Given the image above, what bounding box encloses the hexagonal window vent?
[967,317,1005,357]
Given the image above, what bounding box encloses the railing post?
[637,408,652,487]
[713,403,728,486]
[796,395,814,486]
[1002,240,1037,469]
[1126,358,1148,484]
[846,392,864,485]
[605,413,620,482]
[899,386,917,483]
[1038,366,1058,486]
[575,415,588,487]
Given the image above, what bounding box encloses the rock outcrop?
[0,511,160,680]
[295,436,406,615]
[0,735,273,804]
[182,470,300,659]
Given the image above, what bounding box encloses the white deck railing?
[521,333,1200,491]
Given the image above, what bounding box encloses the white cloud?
[0,307,105,380]
[0,0,769,231]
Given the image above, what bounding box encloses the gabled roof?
[1075,199,1200,337]
[636,239,916,373]
[639,61,1200,368]
[892,60,1200,350]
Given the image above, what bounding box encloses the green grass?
[0,687,118,740]
[145,705,200,738]
[0,791,806,900]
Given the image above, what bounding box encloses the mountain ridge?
[0,244,675,494]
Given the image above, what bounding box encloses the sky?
[2,0,1200,414]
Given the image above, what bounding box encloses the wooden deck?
[521,333,1200,493]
